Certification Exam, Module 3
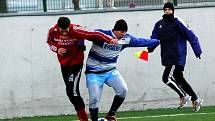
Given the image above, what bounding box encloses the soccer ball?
[98,118,107,121]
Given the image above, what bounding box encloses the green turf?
[1,106,215,121]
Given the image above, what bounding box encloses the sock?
[108,95,125,116]
[77,108,88,121]
[89,108,98,121]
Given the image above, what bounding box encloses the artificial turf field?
[1,106,215,121]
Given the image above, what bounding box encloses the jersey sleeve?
[125,34,160,48]
[47,28,58,53]
[72,25,113,43]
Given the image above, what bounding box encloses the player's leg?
[96,0,103,8]
[173,65,197,101]
[72,0,80,10]
[162,65,191,109]
[86,73,105,121]
[173,65,203,111]
[107,0,115,7]
[61,64,88,121]
[105,70,128,120]
[162,65,186,98]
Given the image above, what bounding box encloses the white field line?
[117,112,215,120]
[72,112,215,121]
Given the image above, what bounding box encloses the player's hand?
[110,38,118,45]
[147,47,155,53]
[58,48,67,56]
[196,54,201,59]
[78,45,86,51]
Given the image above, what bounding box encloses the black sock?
[89,108,98,121]
[108,95,125,116]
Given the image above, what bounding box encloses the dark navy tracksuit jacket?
[150,16,202,66]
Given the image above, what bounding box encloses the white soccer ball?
[98,118,107,121]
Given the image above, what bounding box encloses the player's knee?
[66,93,76,101]
[89,96,99,109]
[162,75,168,84]
[118,87,128,98]
[66,87,75,97]
[66,89,72,96]
[173,71,181,79]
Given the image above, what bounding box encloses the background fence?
[0,0,215,13]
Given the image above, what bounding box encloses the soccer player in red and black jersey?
[47,17,118,121]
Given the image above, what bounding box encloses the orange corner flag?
[134,50,148,61]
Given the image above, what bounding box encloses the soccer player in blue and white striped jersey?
[85,19,159,121]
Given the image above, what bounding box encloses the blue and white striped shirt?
[86,29,159,73]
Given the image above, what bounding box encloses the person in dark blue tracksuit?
[148,2,203,112]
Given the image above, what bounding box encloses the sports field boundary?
[72,111,215,121]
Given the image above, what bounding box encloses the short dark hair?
[113,19,128,32]
[57,17,70,29]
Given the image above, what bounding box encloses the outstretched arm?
[124,33,160,48]
[73,25,118,44]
